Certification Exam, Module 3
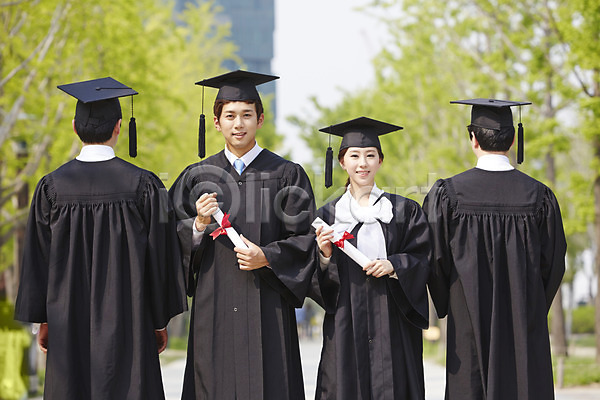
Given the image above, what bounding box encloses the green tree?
[0,0,241,302]
[299,0,592,358]
[296,1,469,207]
[551,0,600,363]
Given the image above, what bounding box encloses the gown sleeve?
[140,174,187,329]
[422,179,454,319]
[305,202,341,313]
[386,197,432,329]
[538,186,567,312]
[168,165,213,296]
[258,162,318,307]
[14,176,53,323]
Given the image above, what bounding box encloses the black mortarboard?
[58,77,139,157]
[319,116,403,188]
[450,98,531,164]
[194,70,279,158]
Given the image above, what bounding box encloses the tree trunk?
[594,174,600,364]
[594,138,600,364]
[546,150,568,356]
[551,288,568,356]
[9,141,29,303]
[592,70,600,365]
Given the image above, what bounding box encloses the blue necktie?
[233,158,245,175]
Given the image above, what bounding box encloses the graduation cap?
[319,116,403,188]
[58,77,139,157]
[450,98,531,164]
[194,70,279,158]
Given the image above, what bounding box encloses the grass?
[159,336,188,365]
[423,340,446,365]
[554,356,600,387]
[425,337,600,388]
[571,334,597,348]
[159,349,186,366]
[555,334,600,387]
[167,336,188,351]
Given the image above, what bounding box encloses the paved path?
[25,338,599,398]
[160,339,600,400]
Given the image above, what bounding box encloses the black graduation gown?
[422,168,567,400]
[310,193,431,400]
[14,158,186,400]
[168,149,316,400]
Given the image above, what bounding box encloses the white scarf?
[333,185,393,261]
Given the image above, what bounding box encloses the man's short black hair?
[74,117,119,144]
[469,124,514,152]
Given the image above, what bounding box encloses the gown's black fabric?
[309,193,431,400]
[14,158,186,400]
[168,149,316,400]
[422,168,567,400]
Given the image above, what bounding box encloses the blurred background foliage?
[1,0,600,394]
[0,0,283,286]
[294,0,600,366]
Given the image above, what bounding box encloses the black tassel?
[129,117,137,158]
[517,122,523,164]
[325,146,333,188]
[198,114,206,159]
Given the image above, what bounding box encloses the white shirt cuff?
[192,217,205,247]
[319,252,331,271]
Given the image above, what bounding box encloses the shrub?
[571,305,595,334]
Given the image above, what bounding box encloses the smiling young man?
[169,70,316,400]
[217,100,264,156]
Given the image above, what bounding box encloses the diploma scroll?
[311,217,370,268]
[211,208,249,250]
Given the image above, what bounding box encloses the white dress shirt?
[223,142,263,173]
[476,154,514,171]
[76,145,115,162]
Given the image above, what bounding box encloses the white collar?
[476,154,514,171]
[224,142,263,170]
[76,145,116,162]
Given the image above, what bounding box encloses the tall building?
[177,0,276,115]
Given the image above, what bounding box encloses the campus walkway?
[160,338,600,400]
[160,339,446,399]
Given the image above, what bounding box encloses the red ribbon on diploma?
[210,213,232,240]
[333,231,354,249]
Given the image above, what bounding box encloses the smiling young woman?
[337,145,384,200]
[310,116,432,400]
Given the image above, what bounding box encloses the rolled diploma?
[212,208,249,250]
[311,217,370,268]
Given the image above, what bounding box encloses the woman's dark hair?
[337,146,384,187]
[213,98,264,121]
[468,124,514,152]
